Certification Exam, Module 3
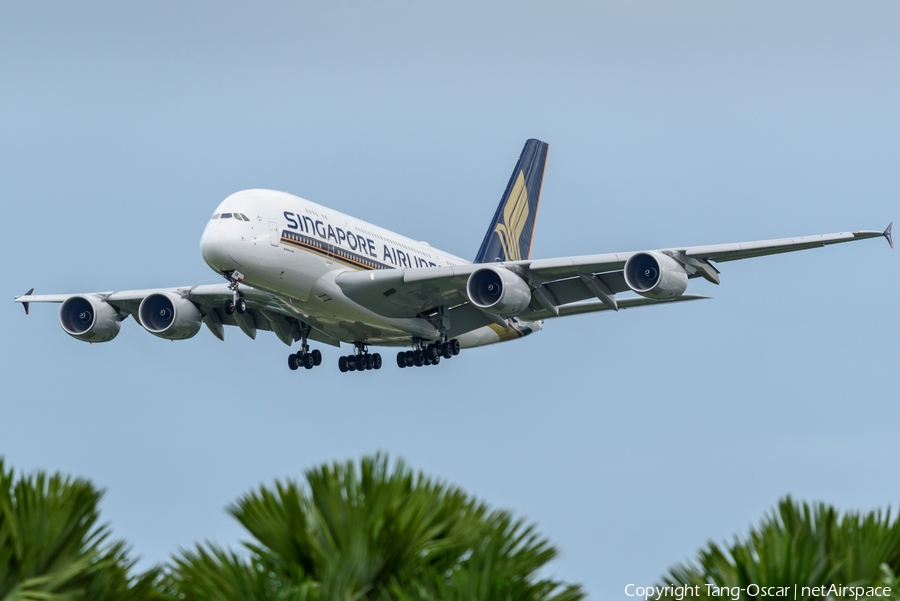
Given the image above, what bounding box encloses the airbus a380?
[15,139,893,373]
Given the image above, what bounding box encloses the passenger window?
[221,213,233,219]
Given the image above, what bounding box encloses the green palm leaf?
[0,458,161,601]
[658,497,900,600]
[169,453,585,601]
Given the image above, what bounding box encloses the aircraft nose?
[200,223,235,272]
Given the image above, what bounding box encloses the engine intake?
[623,252,688,299]
[59,295,122,343]
[138,293,202,340]
[466,267,532,315]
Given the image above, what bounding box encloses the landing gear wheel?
[450,339,460,355]
[405,351,415,367]
[414,350,425,367]
[432,354,440,365]
[426,344,438,362]
[424,353,432,366]
[364,354,373,370]
[288,353,299,370]
[397,352,406,368]
[441,343,452,359]
[312,349,322,366]
[235,298,247,314]
[339,356,348,372]
[224,300,235,315]
[373,353,382,370]
[347,355,357,371]
[304,353,315,369]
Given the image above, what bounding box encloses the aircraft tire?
[347,355,357,371]
[312,349,322,366]
[338,356,348,372]
[450,339,460,355]
[373,353,382,370]
[288,353,298,370]
[432,354,440,366]
[224,300,235,315]
[414,350,425,367]
[405,350,415,367]
[236,299,247,314]
[396,352,406,368]
[441,343,452,359]
[304,354,315,369]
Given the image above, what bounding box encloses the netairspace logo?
[624,583,893,600]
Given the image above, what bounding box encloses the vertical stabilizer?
[474,139,549,263]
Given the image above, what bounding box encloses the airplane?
[15,139,893,373]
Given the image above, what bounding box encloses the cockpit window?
[212,214,220,219]
[239,213,250,221]
[221,213,233,219]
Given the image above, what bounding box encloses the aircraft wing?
[13,283,341,347]
[336,224,893,321]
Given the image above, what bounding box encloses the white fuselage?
[199,189,541,348]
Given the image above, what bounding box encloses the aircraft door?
[268,221,280,247]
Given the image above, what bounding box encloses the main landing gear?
[339,343,382,373]
[396,339,460,369]
[287,322,322,372]
[288,348,322,371]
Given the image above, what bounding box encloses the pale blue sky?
[2,2,898,598]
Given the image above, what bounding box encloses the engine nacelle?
[623,252,689,299]
[138,293,202,340]
[466,266,532,315]
[59,295,122,343]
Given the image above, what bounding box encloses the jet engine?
[466,266,532,315]
[138,293,202,340]
[623,252,689,299]
[59,295,122,343]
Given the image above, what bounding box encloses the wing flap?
[520,294,709,320]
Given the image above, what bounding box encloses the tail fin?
[474,139,549,263]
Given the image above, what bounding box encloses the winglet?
[21,288,34,315]
[885,222,894,249]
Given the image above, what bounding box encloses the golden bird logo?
[493,171,529,261]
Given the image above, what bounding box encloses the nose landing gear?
[223,270,247,315]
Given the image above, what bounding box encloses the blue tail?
[474,139,549,263]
